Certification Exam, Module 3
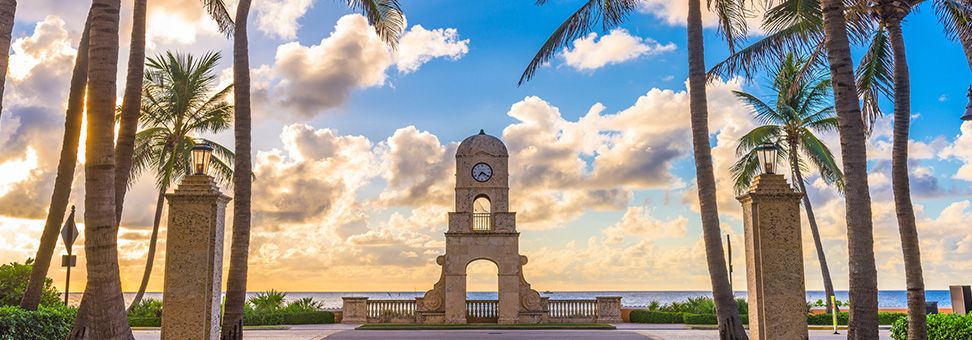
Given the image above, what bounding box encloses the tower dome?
[456,129,508,157]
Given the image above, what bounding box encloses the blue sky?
[1,0,971,292]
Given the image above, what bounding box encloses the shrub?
[806,312,904,326]
[128,298,162,318]
[0,304,77,339]
[248,290,287,313]
[630,310,683,324]
[891,313,972,340]
[682,313,718,325]
[0,259,62,307]
[128,316,162,327]
[243,310,334,325]
[283,297,324,313]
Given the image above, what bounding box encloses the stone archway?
[465,259,499,323]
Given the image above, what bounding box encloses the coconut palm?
[518,0,749,337]
[0,0,16,120]
[203,1,406,337]
[112,0,147,226]
[730,55,844,314]
[19,13,90,311]
[126,51,235,311]
[68,0,134,338]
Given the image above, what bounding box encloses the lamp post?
[160,140,227,340]
[191,142,213,176]
[962,86,972,121]
[754,143,779,175]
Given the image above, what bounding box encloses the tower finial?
[479,129,485,135]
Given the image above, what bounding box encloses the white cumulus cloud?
[561,28,675,71]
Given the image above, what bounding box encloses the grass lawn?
[356,323,615,330]
[131,325,290,331]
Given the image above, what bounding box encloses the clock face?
[471,162,492,182]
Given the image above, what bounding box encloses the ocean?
[68,290,954,310]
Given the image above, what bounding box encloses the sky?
[0,0,971,294]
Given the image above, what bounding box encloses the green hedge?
[806,312,906,326]
[0,305,77,340]
[629,310,683,323]
[682,313,718,325]
[128,316,162,327]
[891,313,972,340]
[243,311,335,326]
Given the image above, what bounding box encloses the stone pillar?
[445,274,467,323]
[737,174,807,340]
[497,274,520,324]
[342,297,369,323]
[596,296,623,323]
[161,175,229,340]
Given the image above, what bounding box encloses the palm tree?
[113,0,234,228]
[19,12,91,311]
[68,0,134,338]
[199,1,406,337]
[518,0,749,337]
[0,0,16,120]
[730,54,843,317]
[819,0,881,336]
[126,51,235,311]
[113,0,146,226]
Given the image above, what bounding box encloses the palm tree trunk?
[687,0,747,338]
[0,0,15,121]
[788,138,837,314]
[126,185,167,312]
[113,0,147,224]
[221,0,253,338]
[67,0,134,338]
[19,12,91,311]
[820,0,879,338]
[886,18,927,340]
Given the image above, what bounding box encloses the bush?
[128,316,162,327]
[283,297,323,313]
[806,312,904,326]
[683,313,718,325]
[128,298,162,318]
[0,259,62,307]
[0,304,77,339]
[630,310,683,324]
[891,313,972,340]
[248,290,287,313]
[243,310,334,325]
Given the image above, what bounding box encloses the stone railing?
[342,296,622,324]
[466,299,498,323]
[548,299,597,319]
[367,299,417,323]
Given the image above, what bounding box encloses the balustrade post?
[342,297,369,324]
[596,297,622,323]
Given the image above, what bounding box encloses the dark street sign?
[61,254,76,267]
[60,206,78,248]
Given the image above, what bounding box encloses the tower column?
[444,274,467,323]
[497,273,520,324]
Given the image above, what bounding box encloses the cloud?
[602,207,688,244]
[562,29,675,71]
[396,25,470,73]
[253,0,315,39]
[941,121,972,181]
[256,14,470,118]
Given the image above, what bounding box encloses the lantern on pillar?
[754,143,779,175]
[191,142,213,176]
[961,86,972,121]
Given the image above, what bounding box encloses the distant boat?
[542,290,553,294]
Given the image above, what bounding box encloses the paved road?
[133,324,894,339]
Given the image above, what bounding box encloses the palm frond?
[733,91,788,125]
[200,0,234,36]
[855,25,893,135]
[709,0,752,52]
[518,0,638,85]
[935,0,972,43]
[736,125,783,155]
[349,0,406,49]
[799,129,844,192]
[730,150,762,194]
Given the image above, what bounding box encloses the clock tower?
[415,129,545,324]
